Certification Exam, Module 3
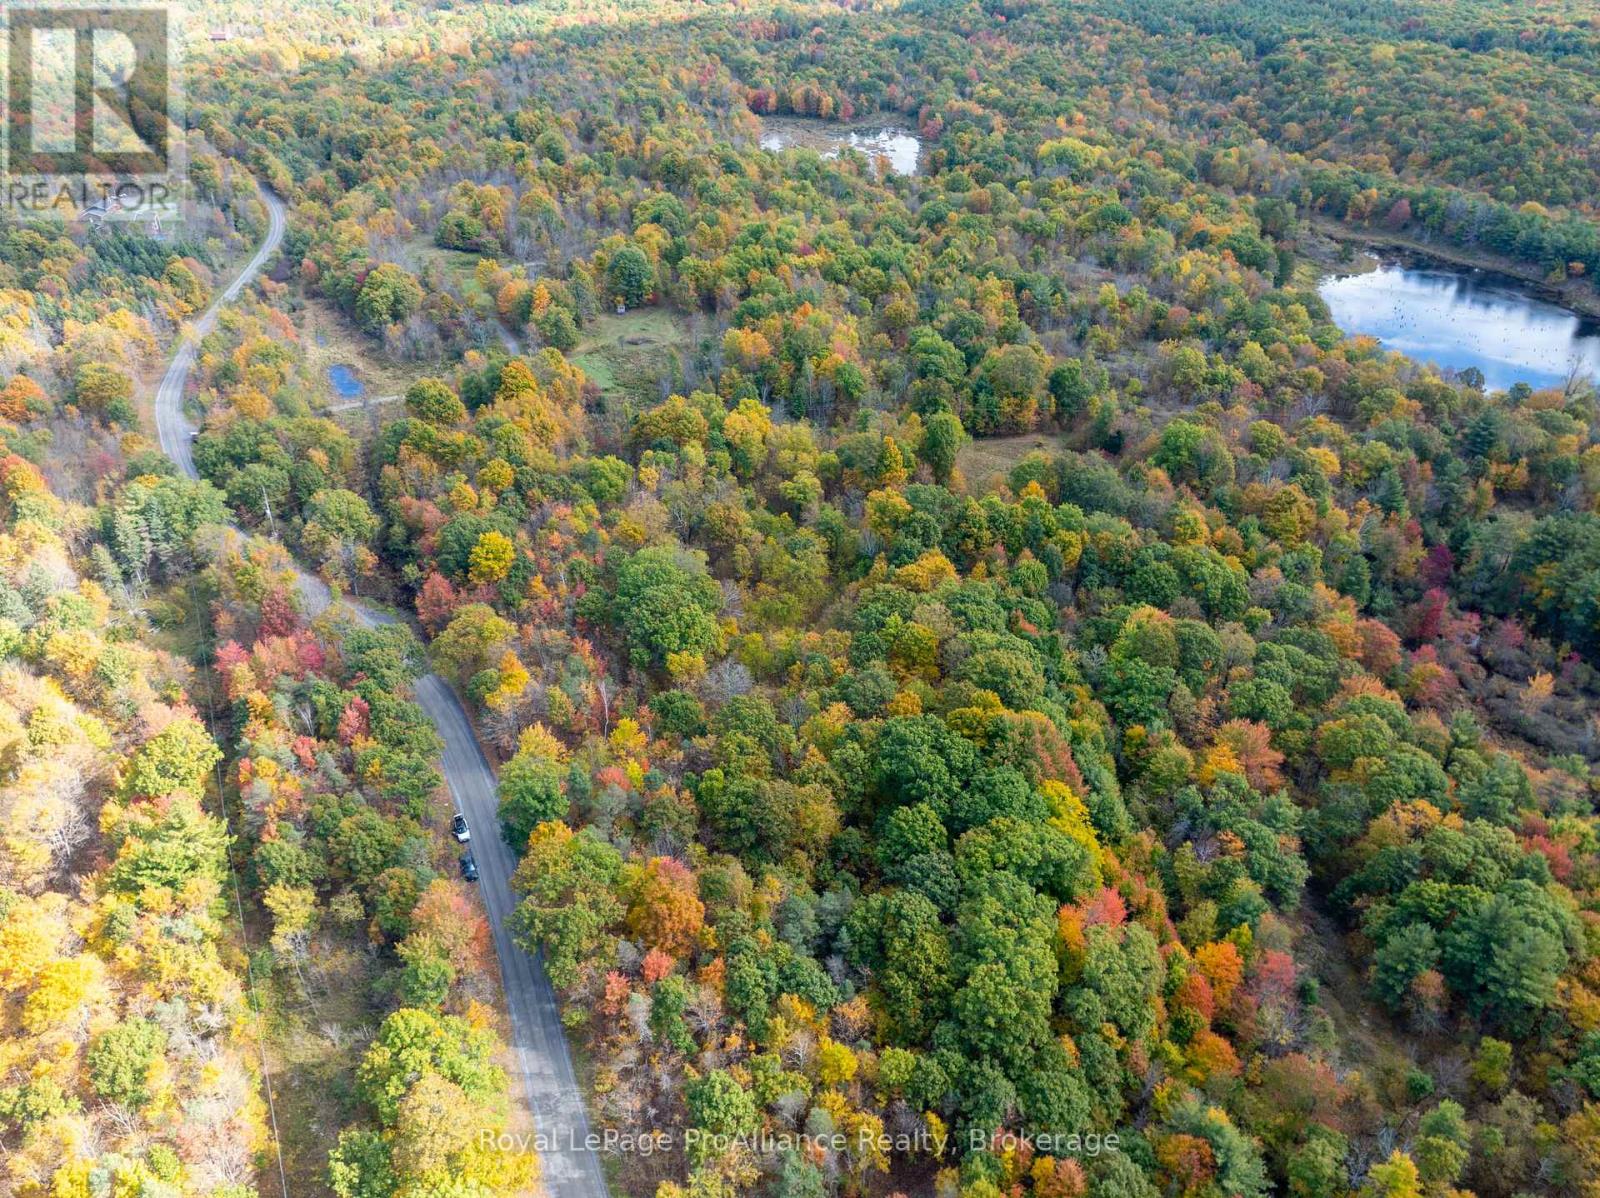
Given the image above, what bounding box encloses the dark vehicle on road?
[459,852,478,882]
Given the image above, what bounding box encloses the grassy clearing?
[390,234,498,323]
[297,298,434,407]
[956,432,1059,493]
[392,234,484,288]
[570,307,694,407]
[325,400,410,437]
[259,949,384,1198]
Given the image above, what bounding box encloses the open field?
[570,307,696,406]
[391,234,485,288]
[956,432,1059,492]
[392,234,501,323]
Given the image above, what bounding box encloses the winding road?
[155,188,608,1198]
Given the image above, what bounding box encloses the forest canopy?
[1,2,1600,1198]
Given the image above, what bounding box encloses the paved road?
[154,186,608,1198]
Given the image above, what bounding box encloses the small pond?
[1318,256,1600,393]
[758,117,924,176]
[328,364,365,400]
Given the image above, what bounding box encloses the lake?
[759,118,923,176]
[328,363,365,399]
[1318,256,1600,393]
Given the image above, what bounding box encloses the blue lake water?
[328,364,365,399]
[1319,258,1600,392]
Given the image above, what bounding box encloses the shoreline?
[1310,217,1600,321]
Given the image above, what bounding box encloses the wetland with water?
[758,117,924,176]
